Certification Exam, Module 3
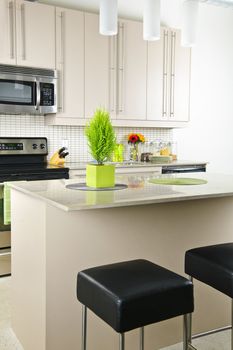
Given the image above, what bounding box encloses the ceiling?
[38,0,185,28]
[38,0,233,29]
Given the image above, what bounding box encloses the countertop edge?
[10,184,70,212]
[10,181,233,212]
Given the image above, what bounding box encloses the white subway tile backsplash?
[0,115,173,162]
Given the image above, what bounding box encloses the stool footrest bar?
[188,345,197,350]
[192,325,231,340]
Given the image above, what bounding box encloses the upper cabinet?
[0,1,191,127]
[55,7,84,118]
[0,0,55,69]
[147,30,164,121]
[16,1,55,69]
[171,29,191,122]
[115,19,147,121]
[0,1,16,65]
[147,28,191,123]
[84,13,111,119]
[85,17,147,121]
[52,10,110,121]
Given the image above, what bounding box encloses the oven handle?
[162,166,206,174]
[35,80,40,110]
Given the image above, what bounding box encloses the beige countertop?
[10,172,233,212]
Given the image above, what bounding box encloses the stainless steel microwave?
[0,65,57,115]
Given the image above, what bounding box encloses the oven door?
[0,186,11,277]
[0,73,37,114]
[162,165,206,174]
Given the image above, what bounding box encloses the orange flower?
[138,133,145,142]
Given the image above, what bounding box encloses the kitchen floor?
[0,277,230,350]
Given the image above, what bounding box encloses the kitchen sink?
[107,161,147,167]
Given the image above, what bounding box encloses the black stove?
[0,137,69,182]
[0,137,69,278]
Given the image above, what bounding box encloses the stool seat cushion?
[185,243,233,298]
[77,259,194,333]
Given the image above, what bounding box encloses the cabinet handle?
[20,4,26,60]
[58,11,65,113]
[109,36,116,113]
[170,31,176,117]
[35,80,40,111]
[118,23,125,113]
[162,30,169,117]
[8,1,15,59]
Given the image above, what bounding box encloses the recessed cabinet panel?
[16,0,55,69]
[0,0,16,65]
[84,13,112,119]
[56,8,84,118]
[147,30,164,121]
[147,28,191,123]
[171,30,191,122]
[116,20,147,120]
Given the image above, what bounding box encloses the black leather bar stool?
[185,243,233,350]
[77,259,194,350]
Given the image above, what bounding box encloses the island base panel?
[11,189,232,350]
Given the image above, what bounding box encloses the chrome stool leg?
[140,327,144,350]
[119,333,125,350]
[188,276,193,346]
[187,312,192,344]
[82,305,87,350]
[183,314,189,350]
[232,299,233,350]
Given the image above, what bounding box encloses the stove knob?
[32,143,38,150]
[40,143,46,150]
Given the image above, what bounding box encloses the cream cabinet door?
[15,0,55,69]
[147,28,191,123]
[56,8,84,118]
[146,29,165,121]
[84,13,113,119]
[0,0,16,65]
[170,29,191,122]
[116,19,147,120]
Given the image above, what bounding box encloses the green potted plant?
[85,108,116,188]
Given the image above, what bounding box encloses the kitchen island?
[10,173,233,350]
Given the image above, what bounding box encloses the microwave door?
[0,79,37,114]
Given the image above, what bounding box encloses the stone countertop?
[66,160,208,170]
[10,172,233,212]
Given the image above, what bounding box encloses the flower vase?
[129,143,139,162]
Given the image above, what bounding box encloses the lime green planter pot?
[86,164,115,188]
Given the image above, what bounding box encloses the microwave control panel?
[40,83,54,107]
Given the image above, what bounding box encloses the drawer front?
[0,231,11,247]
[0,249,11,277]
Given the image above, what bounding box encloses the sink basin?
[107,161,146,167]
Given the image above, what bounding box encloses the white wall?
[174,3,233,174]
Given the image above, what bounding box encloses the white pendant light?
[99,0,118,36]
[182,0,199,47]
[143,0,161,41]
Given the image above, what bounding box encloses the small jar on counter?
[139,142,153,162]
